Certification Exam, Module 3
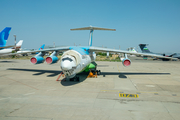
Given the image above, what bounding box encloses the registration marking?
[119,93,139,98]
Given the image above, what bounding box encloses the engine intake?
[45,51,59,64]
[122,58,131,67]
[46,56,59,64]
[30,56,44,64]
[30,52,45,64]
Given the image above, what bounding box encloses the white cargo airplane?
[7,26,177,80]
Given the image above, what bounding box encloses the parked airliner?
[0,27,23,55]
[7,26,177,80]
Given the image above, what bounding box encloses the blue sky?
[0,0,180,53]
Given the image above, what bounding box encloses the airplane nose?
[61,61,72,70]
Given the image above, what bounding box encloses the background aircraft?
[127,47,137,53]
[0,27,13,49]
[0,27,23,55]
[17,44,45,56]
[6,26,177,81]
[0,40,23,55]
[139,44,179,60]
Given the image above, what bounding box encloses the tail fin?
[139,44,151,53]
[70,26,116,46]
[0,27,11,47]
[38,44,45,50]
[127,47,137,53]
[13,40,23,50]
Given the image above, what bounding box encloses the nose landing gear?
[56,72,80,82]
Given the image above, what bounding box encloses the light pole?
[13,35,16,50]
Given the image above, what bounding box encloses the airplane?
[127,47,137,53]
[0,27,24,55]
[5,26,177,81]
[0,40,23,55]
[170,53,180,59]
[0,27,13,49]
[17,44,45,56]
[139,44,178,60]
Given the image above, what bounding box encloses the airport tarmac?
[0,58,180,120]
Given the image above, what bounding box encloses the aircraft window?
[62,57,73,62]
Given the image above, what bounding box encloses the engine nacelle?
[30,52,45,64]
[46,56,59,64]
[45,51,59,64]
[30,56,45,64]
[122,58,131,67]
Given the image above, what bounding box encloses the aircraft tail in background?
[127,47,137,53]
[0,27,11,48]
[12,40,23,51]
[38,44,45,50]
[139,44,151,53]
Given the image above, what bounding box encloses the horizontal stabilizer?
[70,26,116,31]
[0,45,14,49]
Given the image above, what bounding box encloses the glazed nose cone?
[61,60,72,70]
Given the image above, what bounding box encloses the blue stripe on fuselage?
[69,46,90,55]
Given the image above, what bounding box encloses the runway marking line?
[116,65,121,73]
[23,92,35,96]
[136,91,158,94]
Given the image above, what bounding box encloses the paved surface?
[0,58,180,120]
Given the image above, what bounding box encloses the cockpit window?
[62,57,73,62]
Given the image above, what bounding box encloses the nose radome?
[61,61,72,70]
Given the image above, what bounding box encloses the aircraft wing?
[0,45,15,49]
[89,46,177,60]
[0,46,70,56]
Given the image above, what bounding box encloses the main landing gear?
[69,76,80,82]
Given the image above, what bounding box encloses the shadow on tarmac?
[7,68,61,77]
[7,68,170,86]
[0,60,17,63]
[101,72,170,78]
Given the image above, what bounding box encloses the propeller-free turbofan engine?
[45,51,59,64]
[30,52,45,64]
[122,54,131,67]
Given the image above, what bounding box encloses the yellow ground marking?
[117,65,121,72]
[119,93,139,98]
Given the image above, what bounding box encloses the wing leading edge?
[89,46,177,60]
[0,46,70,56]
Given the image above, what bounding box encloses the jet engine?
[30,52,45,64]
[122,54,131,67]
[45,51,59,64]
